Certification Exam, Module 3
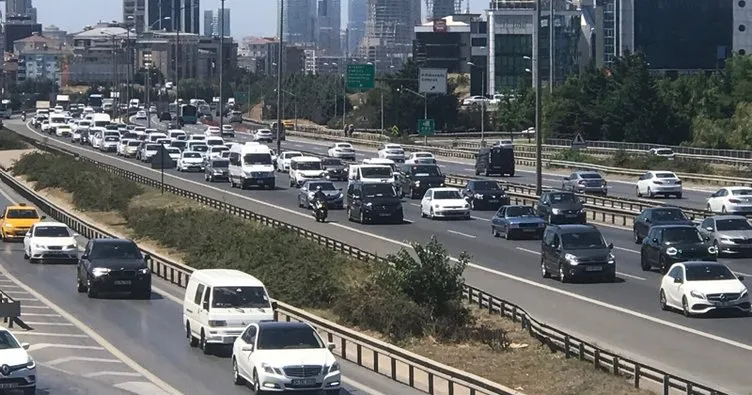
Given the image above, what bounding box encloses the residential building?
[317,0,341,55]
[69,24,134,84]
[147,0,200,34]
[283,0,316,45]
[123,0,146,33]
[413,16,472,74]
[238,36,276,73]
[347,0,367,53]
[203,10,214,37]
[15,32,69,85]
[3,53,20,90]
[42,25,68,43]
[217,8,230,37]
[196,35,237,79]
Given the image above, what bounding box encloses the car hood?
[651,219,694,227]
[0,348,29,366]
[253,349,335,369]
[364,197,401,205]
[412,175,445,182]
[662,242,709,254]
[506,215,544,224]
[324,165,346,171]
[714,230,752,239]
[182,158,203,163]
[474,189,506,196]
[563,248,611,260]
[4,218,39,228]
[296,170,325,176]
[550,203,583,210]
[433,198,468,207]
[32,236,77,247]
[243,165,274,172]
[687,280,747,295]
[90,258,146,270]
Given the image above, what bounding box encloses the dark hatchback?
[640,225,717,273]
[205,159,230,182]
[76,239,152,299]
[633,207,693,244]
[397,164,446,199]
[462,180,510,210]
[541,224,616,283]
[346,182,403,224]
[321,158,347,181]
[536,190,586,224]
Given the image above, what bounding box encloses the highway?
[0,173,421,395]
[8,117,752,393]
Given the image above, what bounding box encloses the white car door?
[666,266,685,307]
[708,189,726,212]
[235,325,258,378]
[22,224,34,254]
[421,190,433,215]
[637,172,650,194]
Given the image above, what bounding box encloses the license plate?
[114,280,132,285]
[565,214,577,218]
[488,199,498,203]
[379,213,392,217]
[48,251,63,255]
[717,301,729,307]
[0,383,18,389]
[585,266,602,272]
[292,378,316,386]
[523,228,537,232]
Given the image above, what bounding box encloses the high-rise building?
[427,0,462,20]
[347,0,368,54]
[358,0,422,67]
[317,0,341,54]
[6,0,36,23]
[218,8,230,37]
[283,0,316,45]
[123,0,146,32]
[203,10,214,36]
[147,0,200,33]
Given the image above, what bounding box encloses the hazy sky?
[33,0,486,38]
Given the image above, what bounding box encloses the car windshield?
[0,331,20,350]
[322,159,342,166]
[105,137,118,141]
[184,152,202,158]
[579,173,602,179]
[505,206,536,217]
[361,167,392,178]
[295,161,321,170]
[171,141,187,147]
[655,172,676,178]
[549,193,576,203]
[662,228,703,244]
[561,232,607,249]
[257,326,324,350]
[211,286,269,308]
[473,181,501,190]
[434,190,462,199]
[337,144,353,149]
[206,140,223,146]
[362,184,397,198]
[211,147,227,153]
[715,218,752,231]
[89,242,142,259]
[731,189,752,196]
[285,153,302,159]
[409,166,441,176]
[243,154,272,165]
[193,145,209,152]
[212,160,229,168]
[415,153,433,158]
[33,226,69,237]
[5,209,39,219]
[166,148,180,154]
[685,264,736,282]
[308,182,335,191]
[652,209,687,221]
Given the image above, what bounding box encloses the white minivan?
[183,269,276,353]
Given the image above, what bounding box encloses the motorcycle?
[21,114,26,122]
[312,199,328,223]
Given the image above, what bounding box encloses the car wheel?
[559,264,569,283]
[200,331,211,355]
[636,186,642,197]
[659,290,668,311]
[504,226,513,240]
[233,358,244,385]
[359,211,366,224]
[76,276,86,293]
[491,226,499,237]
[659,256,669,274]
[682,296,691,317]
[647,187,654,198]
[429,208,436,220]
[252,370,263,394]
[706,204,712,213]
[470,199,475,210]
[23,250,28,260]
[204,173,208,181]
[722,206,727,214]
[714,240,721,257]
[633,230,642,244]
[86,281,97,298]
[640,253,651,271]
[540,258,550,278]
[29,258,38,264]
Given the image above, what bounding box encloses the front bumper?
[257,370,341,392]
[0,366,36,390]
[29,247,78,263]
[686,295,751,314]
[549,212,587,224]
[90,273,151,294]
[241,177,275,187]
[433,208,471,219]
[102,145,117,152]
[364,206,403,222]
[565,262,616,280]
[507,223,546,237]
[204,327,245,344]
[209,172,229,180]
[181,163,204,171]
[2,227,30,240]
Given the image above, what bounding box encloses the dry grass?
[19,176,650,395]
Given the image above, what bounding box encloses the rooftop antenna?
[466,0,470,14]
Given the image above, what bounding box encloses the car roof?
[91,238,136,246]
[650,224,696,229]
[710,215,748,220]
[725,186,752,191]
[190,269,265,287]
[644,207,683,212]
[5,204,36,210]
[291,156,320,162]
[428,187,459,192]
[679,261,726,269]
[34,221,67,227]
[552,224,599,233]
[257,321,310,331]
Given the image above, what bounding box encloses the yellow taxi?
[0,203,44,241]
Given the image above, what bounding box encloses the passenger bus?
[179,104,198,124]
[88,94,104,110]
[0,99,12,119]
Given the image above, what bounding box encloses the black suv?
[346,181,403,224]
[633,207,693,244]
[159,111,172,121]
[462,180,510,210]
[536,190,586,224]
[76,239,152,299]
[640,225,716,273]
[541,224,615,283]
[397,164,446,199]
[322,158,347,181]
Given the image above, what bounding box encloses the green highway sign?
[418,119,435,136]
[346,64,375,91]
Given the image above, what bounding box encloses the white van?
[289,156,324,187]
[348,164,395,184]
[228,142,276,189]
[362,158,397,172]
[91,113,111,127]
[183,269,276,352]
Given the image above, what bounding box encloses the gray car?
[562,171,608,195]
[297,180,344,209]
[697,215,752,256]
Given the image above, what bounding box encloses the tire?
[633,230,642,244]
[682,296,691,317]
[707,204,713,213]
[23,250,28,260]
[86,281,97,298]
[491,226,499,237]
[252,370,264,395]
[359,211,366,224]
[504,226,513,240]
[659,256,670,274]
[640,253,651,271]
[659,290,668,311]
[470,199,475,210]
[233,358,244,385]
[722,206,727,214]
[541,258,550,278]
[347,208,353,222]
[636,186,642,198]
[29,258,38,264]
[647,187,654,198]
[200,331,211,355]
[76,276,86,293]
[429,208,435,220]
[559,264,569,283]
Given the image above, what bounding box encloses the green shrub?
[551,148,599,164]
[12,152,142,212]
[0,129,27,150]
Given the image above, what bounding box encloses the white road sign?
[419,68,448,94]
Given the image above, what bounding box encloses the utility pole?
[219,0,226,135]
[535,0,543,195]
[175,0,180,103]
[380,91,384,135]
[549,0,554,93]
[342,28,348,129]
[276,0,284,153]
[146,64,151,128]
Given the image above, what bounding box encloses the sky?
[33,0,486,39]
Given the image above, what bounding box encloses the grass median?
[9,151,651,394]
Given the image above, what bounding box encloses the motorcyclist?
[21,110,26,121]
[312,185,328,220]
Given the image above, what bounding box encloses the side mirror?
[41,215,46,220]
[24,232,30,238]
[300,187,307,192]
[608,243,614,250]
[271,301,278,310]
[652,238,658,243]
[563,177,569,181]
[80,253,88,259]
[241,345,254,352]
[738,275,745,281]
[72,233,80,238]
[21,342,29,350]
[464,196,470,202]
[202,300,209,310]
[327,342,336,351]
[142,253,150,261]
[673,277,683,284]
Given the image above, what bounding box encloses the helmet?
[316,185,322,191]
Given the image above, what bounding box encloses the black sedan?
[159,111,172,121]
[633,207,693,244]
[463,180,510,210]
[76,239,152,299]
[322,158,347,181]
[640,225,717,273]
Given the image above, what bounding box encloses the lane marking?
[22,123,752,355]
[342,377,388,395]
[614,246,640,254]
[447,230,476,239]
[20,305,50,309]
[22,322,74,326]
[46,356,121,366]
[84,371,143,378]
[21,312,61,317]
[516,247,540,255]
[0,263,184,395]
[14,332,88,338]
[29,343,103,352]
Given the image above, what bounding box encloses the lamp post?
[101,30,127,120]
[275,88,297,131]
[219,0,227,139]
[467,61,486,143]
[535,0,542,195]
[398,85,428,144]
[145,17,170,128]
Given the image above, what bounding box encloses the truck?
[0,100,12,119]
[102,98,115,113]
[55,95,70,110]
[35,101,50,112]
[88,94,104,111]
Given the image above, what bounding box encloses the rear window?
[579,173,602,179]
[655,172,676,178]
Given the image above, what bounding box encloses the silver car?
[697,215,752,256]
[297,180,344,209]
[561,171,608,195]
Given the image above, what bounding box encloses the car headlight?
[208,320,226,327]
[25,355,35,370]
[464,203,470,209]
[328,361,340,373]
[690,290,705,299]
[665,247,678,256]
[4,223,12,228]
[320,172,327,177]
[474,193,483,199]
[33,244,45,249]
[607,253,615,264]
[138,268,150,274]
[551,208,562,215]
[741,289,748,299]
[91,267,111,277]
[414,180,421,186]
[261,362,283,375]
[335,193,343,199]
[708,246,718,254]
[365,202,373,208]
[564,253,579,265]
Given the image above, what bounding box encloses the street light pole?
[219,0,226,136]
[276,0,284,153]
[535,0,543,195]
[550,0,554,92]
[399,86,428,144]
[467,61,486,143]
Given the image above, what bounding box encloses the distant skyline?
[32,0,485,38]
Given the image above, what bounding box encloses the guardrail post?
[408,365,414,387]
[390,358,397,381]
[427,373,434,394]
[564,336,570,358]
[594,349,600,370]
[511,306,517,323]
[578,343,584,360]
[633,365,640,388]
[612,356,619,376]
[448,381,454,395]
[372,349,379,372]
[356,344,362,365]
[340,338,346,359]
[685,383,693,395]
[663,374,670,395]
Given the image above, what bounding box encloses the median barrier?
[0,158,729,395]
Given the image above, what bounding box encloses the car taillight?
[601,180,607,186]
[676,180,682,184]
[653,180,663,184]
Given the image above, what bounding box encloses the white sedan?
[377,143,405,162]
[706,187,752,214]
[405,152,436,165]
[253,128,274,142]
[23,222,79,264]
[327,143,356,161]
[649,148,676,160]
[176,151,205,172]
[221,124,236,137]
[165,147,181,161]
[636,171,682,199]
[135,110,147,120]
[420,187,471,220]
[659,261,749,317]
[231,321,341,393]
[0,328,36,393]
[205,126,221,136]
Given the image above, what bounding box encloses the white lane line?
[20,313,61,317]
[114,381,173,395]
[462,168,474,172]
[20,305,50,309]
[12,297,41,301]
[447,230,476,239]
[13,332,88,338]
[471,216,490,222]
[614,246,639,254]
[619,272,647,281]
[26,124,752,355]
[0,263,184,395]
[29,343,104,352]
[23,322,74,326]
[516,247,540,255]
[3,290,29,295]
[342,377,388,395]
[46,356,121,366]
[84,371,143,378]
[0,184,17,204]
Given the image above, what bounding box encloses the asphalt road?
[9,117,752,393]
[0,178,419,395]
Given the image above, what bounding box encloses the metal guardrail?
[542,138,752,160]
[0,289,29,330]
[0,149,728,395]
